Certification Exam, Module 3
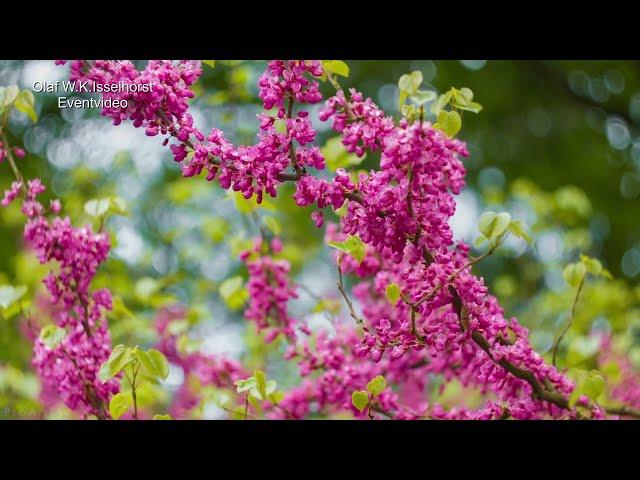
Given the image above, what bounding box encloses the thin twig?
[336,254,367,333]
[551,274,586,367]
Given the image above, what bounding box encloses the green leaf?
[579,254,606,277]
[109,392,132,420]
[254,370,267,399]
[385,283,401,305]
[202,60,216,69]
[602,360,621,381]
[450,87,483,113]
[473,236,487,248]
[478,211,511,242]
[431,91,453,115]
[366,375,387,396]
[401,103,416,119]
[248,394,263,414]
[14,89,37,122]
[409,89,437,106]
[134,349,156,379]
[351,390,369,412]
[601,268,613,280]
[434,110,462,137]
[322,60,350,78]
[398,90,408,111]
[508,220,532,244]
[1,85,19,107]
[268,391,285,405]
[0,285,27,309]
[84,198,110,218]
[263,216,282,236]
[459,87,474,101]
[582,371,604,401]
[110,197,128,215]
[234,377,257,393]
[99,345,132,382]
[153,414,172,420]
[219,276,249,310]
[398,71,423,95]
[267,379,277,394]
[328,234,366,263]
[39,325,66,349]
[563,262,587,287]
[147,349,169,380]
[321,137,364,171]
[568,377,584,409]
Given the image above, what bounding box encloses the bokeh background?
[1,60,639,418]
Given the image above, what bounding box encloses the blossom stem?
[0,128,28,196]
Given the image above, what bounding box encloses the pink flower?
[311,210,324,228]
[1,181,22,207]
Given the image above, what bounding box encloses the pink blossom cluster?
[311,88,580,418]
[240,237,300,343]
[0,141,25,163]
[54,59,602,419]
[2,176,117,418]
[60,60,326,204]
[599,336,640,411]
[326,225,577,418]
[277,325,520,420]
[154,306,247,418]
[63,59,201,134]
[277,326,412,419]
[318,88,395,156]
[1,180,22,206]
[293,168,355,211]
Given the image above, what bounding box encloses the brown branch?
[603,405,640,419]
[449,284,640,419]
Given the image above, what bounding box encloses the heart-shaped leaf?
[478,211,511,242]
[351,390,369,412]
[434,110,462,137]
[398,71,423,95]
[385,283,401,305]
[84,198,111,218]
[563,262,587,287]
[109,392,132,420]
[322,60,350,78]
[0,285,27,309]
[409,89,437,106]
[366,375,387,396]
